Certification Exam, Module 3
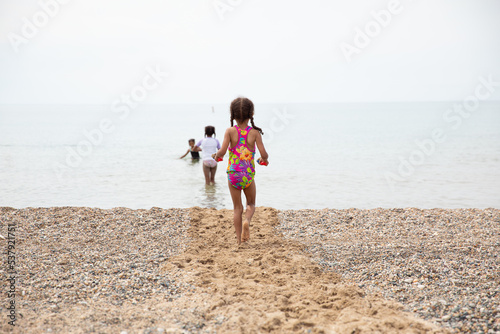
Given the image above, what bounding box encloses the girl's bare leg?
[210,165,217,185]
[203,164,211,185]
[241,181,256,242]
[228,180,243,245]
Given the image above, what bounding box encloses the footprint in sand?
[242,219,250,242]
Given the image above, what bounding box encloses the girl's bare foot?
[242,219,250,243]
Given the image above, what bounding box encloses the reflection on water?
[196,183,227,209]
[189,159,201,166]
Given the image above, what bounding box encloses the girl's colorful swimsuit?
[227,126,255,190]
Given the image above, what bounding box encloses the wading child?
[213,97,269,245]
[179,139,201,160]
[195,126,221,185]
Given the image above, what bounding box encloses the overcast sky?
[1,0,499,104]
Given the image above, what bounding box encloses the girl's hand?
[257,157,269,166]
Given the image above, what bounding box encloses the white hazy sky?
[1,0,499,104]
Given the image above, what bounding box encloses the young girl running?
[195,126,220,185]
[213,97,269,245]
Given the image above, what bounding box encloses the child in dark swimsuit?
[213,97,269,245]
[180,139,201,160]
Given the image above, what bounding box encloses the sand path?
[162,207,447,333]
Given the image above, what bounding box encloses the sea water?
[1,102,499,209]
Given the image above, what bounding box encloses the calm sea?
[1,102,499,209]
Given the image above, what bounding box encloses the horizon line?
[2,100,500,106]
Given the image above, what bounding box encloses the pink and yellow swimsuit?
[227,126,255,190]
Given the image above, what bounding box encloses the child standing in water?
[213,97,269,245]
[179,139,201,160]
[195,126,221,185]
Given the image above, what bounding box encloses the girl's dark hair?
[205,125,215,137]
[230,97,264,135]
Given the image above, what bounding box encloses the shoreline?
[0,206,498,333]
[2,206,500,210]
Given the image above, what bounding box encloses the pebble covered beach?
[0,206,498,333]
[0,207,194,333]
[277,208,500,333]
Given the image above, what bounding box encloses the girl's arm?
[194,140,202,152]
[255,132,269,162]
[213,128,231,160]
[179,149,190,159]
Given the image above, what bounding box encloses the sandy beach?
[0,206,498,333]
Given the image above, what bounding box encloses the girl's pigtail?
[250,117,264,135]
